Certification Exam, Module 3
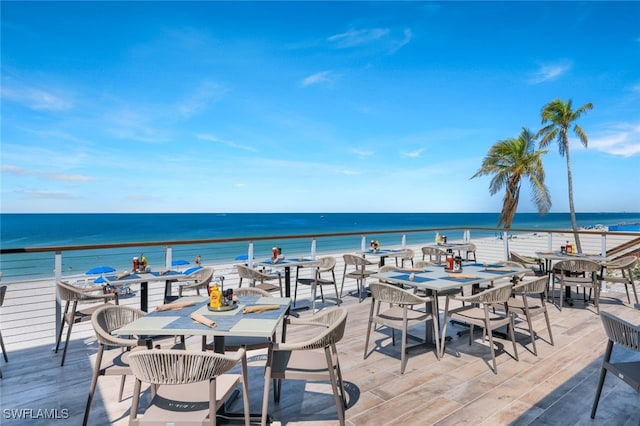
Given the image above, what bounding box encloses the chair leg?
[400,326,407,374]
[55,301,71,353]
[509,314,519,362]
[83,345,105,426]
[0,330,7,363]
[261,365,272,426]
[524,308,537,356]
[543,306,554,346]
[118,375,126,402]
[364,304,375,359]
[591,340,613,419]
[325,347,345,425]
[485,323,498,374]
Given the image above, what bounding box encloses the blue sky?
[1,1,639,214]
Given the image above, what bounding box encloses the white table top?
[116,295,291,338]
[373,263,527,293]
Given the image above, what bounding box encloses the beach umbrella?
[234,254,255,261]
[86,266,116,275]
[85,265,116,285]
[171,259,190,266]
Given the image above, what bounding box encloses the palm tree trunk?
[565,147,582,252]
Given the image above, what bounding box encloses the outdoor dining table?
[425,242,473,256]
[115,295,291,352]
[116,294,290,422]
[373,262,528,346]
[102,270,185,312]
[359,248,411,266]
[256,257,320,298]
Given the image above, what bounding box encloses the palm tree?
[537,98,593,253]
[471,127,551,229]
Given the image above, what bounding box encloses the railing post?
[165,246,172,270]
[601,233,607,257]
[401,233,406,248]
[54,251,62,348]
[311,238,317,259]
[503,231,509,260]
[547,232,553,251]
[248,241,254,268]
[361,235,366,252]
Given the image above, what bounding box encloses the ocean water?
[1,212,638,281]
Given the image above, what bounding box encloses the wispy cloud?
[1,165,33,176]
[1,82,73,111]
[22,190,77,200]
[328,28,390,48]
[46,173,96,182]
[178,80,228,117]
[1,164,96,181]
[401,148,424,158]
[351,148,374,159]
[196,134,259,153]
[301,70,337,87]
[589,122,640,157]
[528,61,572,84]
[327,27,412,54]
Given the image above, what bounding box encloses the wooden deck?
[1,281,639,426]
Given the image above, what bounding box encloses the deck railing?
[0,226,638,352]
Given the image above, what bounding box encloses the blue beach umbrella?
[86,266,116,275]
[86,266,116,284]
[234,254,255,261]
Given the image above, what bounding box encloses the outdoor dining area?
[1,238,639,425]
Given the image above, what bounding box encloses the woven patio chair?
[294,256,340,311]
[509,251,545,275]
[177,266,215,297]
[591,311,640,419]
[55,280,118,366]
[551,259,602,314]
[261,308,348,426]
[128,348,250,426]
[340,254,377,301]
[440,283,518,374]
[507,275,554,356]
[364,281,440,374]
[83,305,147,425]
[392,248,415,268]
[421,246,447,264]
[236,264,283,296]
[464,243,477,262]
[600,256,638,305]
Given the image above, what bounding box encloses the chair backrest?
[318,256,336,270]
[606,256,637,271]
[92,304,146,346]
[235,264,261,280]
[128,348,245,385]
[278,308,348,351]
[509,251,537,266]
[599,311,640,352]
[56,280,105,302]
[413,260,435,270]
[401,249,415,260]
[187,266,214,284]
[554,259,601,275]
[512,276,548,296]
[369,281,429,305]
[464,283,514,305]
[467,243,477,251]
[234,287,272,297]
[0,285,6,307]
